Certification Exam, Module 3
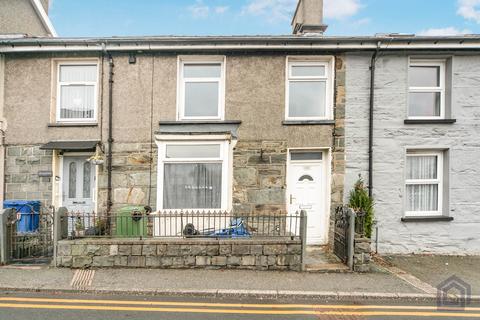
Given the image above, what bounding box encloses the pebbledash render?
[0,45,346,247]
[1,0,480,255]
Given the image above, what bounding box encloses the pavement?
[382,255,480,295]
[0,255,478,302]
[0,291,479,320]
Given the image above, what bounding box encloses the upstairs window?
[178,59,225,120]
[408,59,445,119]
[57,63,98,122]
[405,151,443,217]
[286,59,333,120]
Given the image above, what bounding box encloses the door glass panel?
[291,151,323,161]
[68,162,77,198]
[83,162,91,198]
[298,174,314,182]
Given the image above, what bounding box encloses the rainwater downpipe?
[107,53,114,216]
[368,42,381,198]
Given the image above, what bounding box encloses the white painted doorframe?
[58,153,96,212]
[286,148,331,245]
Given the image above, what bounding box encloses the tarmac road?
[0,291,478,320]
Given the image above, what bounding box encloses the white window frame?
[56,61,99,123]
[177,57,226,121]
[156,140,230,211]
[408,59,446,120]
[405,151,443,217]
[285,57,334,121]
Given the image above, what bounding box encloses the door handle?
[290,194,296,205]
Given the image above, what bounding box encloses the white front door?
[287,151,326,245]
[62,156,95,213]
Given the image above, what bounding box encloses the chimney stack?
[291,0,328,35]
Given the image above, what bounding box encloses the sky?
[48,0,480,37]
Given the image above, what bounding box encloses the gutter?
[2,38,480,53]
[368,42,381,197]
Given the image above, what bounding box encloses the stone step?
[304,263,350,273]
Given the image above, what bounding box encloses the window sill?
[48,123,98,128]
[282,120,335,125]
[159,120,242,125]
[404,119,456,124]
[401,216,454,222]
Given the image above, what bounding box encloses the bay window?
[158,141,230,211]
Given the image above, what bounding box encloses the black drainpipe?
[107,53,114,215]
[368,42,381,197]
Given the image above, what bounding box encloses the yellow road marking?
[0,296,478,311]
[0,302,479,317]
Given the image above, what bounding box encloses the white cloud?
[242,0,362,23]
[418,27,472,36]
[457,0,480,23]
[187,1,229,18]
[353,17,370,26]
[242,0,297,23]
[215,6,229,14]
[188,0,210,19]
[324,0,362,20]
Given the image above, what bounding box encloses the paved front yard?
[383,255,480,295]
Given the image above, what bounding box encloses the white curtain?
[406,155,438,211]
[60,65,97,82]
[59,65,96,120]
[60,85,95,119]
[163,163,222,209]
[406,184,438,211]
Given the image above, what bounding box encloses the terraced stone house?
[0,0,479,254]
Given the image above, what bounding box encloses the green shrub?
[348,175,374,238]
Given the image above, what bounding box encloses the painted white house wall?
[344,52,480,254]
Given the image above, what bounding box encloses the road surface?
[0,291,478,319]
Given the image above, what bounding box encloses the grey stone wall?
[56,238,302,271]
[330,55,346,247]
[4,145,53,205]
[97,142,157,213]
[354,236,371,272]
[233,141,287,215]
[344,53,480,254]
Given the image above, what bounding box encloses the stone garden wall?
[4,145,53,205]
[56,238,303,271]
[353,236,371,272]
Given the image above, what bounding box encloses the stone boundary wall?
[56,238,302,271]
[5,145,53,205]
[353,236,371,272]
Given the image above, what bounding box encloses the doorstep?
[303,245,350,273]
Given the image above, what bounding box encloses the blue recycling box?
[3,200,41,233]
